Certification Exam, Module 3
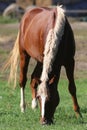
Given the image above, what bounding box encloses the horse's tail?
[3,32,19,88]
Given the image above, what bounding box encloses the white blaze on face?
[41,96,46,118]
[38,81,48,118]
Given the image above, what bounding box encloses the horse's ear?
[36,79,41,99]
[36,89,41,99]
[49,76,56,85]
[36,94,40,99]
[34,79,41,85]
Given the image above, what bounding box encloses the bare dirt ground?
[71,22,87,79]
[0,21,87,80]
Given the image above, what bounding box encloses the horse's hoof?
[31,98,38,109]
[21,108,25,113]
[75,110,82,118]
[20,103,26,113]
[75,110,84,124]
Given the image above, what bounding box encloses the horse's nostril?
[40,117,47,125]
[40,117,53,125]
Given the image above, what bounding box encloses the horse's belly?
[26,44,43,62]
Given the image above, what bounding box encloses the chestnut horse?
[5,6,81,124]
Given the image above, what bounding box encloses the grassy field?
[0,16,87,129]
[0,79,87,130]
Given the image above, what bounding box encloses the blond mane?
[40,5,65,82]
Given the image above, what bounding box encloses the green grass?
[0,16,18,37]
[0,16,18,24]
[0,79,87,130]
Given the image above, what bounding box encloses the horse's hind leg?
[19,51,30,112]
[30,62,42,109]
[65,59,82,117]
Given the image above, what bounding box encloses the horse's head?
[37,77,59,125]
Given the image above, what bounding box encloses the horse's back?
[19,7,56,62]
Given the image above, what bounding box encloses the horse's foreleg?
[65,59,82,118]
[20,87,25,112]
[30,62,42,109]
[30,78,38,109]
[19,52,30,112]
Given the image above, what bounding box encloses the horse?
[4,5,82,124]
